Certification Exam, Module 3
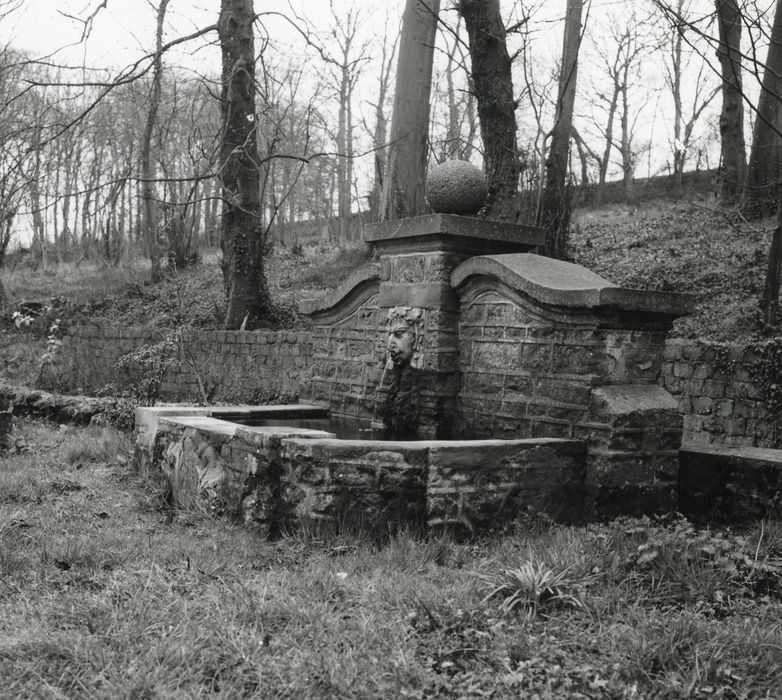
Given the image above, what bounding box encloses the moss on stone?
[426,160,488,215]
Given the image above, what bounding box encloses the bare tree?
[381,0,440,220]
[715,0,746,200]
[218,0,272,329]
[458,0,521,221]
[743,1,782,219]
[141,0,170,282]
[367,13,398,221]
[539,0,584,258]
[324,4,369,242]
[653,0,720,191]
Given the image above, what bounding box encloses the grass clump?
[60,424,130,467]
[481,560,590,617]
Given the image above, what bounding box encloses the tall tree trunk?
[716,0,747,202]
[458,0,520,221]
[141,0,170,282]
[743,1,782,219]
[219,0,272,329]
[0,277,7,316]
[620,77,634,201]
[381,0,440,221]
[539,0,583,258]
[30,183,47,272]
[337,58,351,242]
[369,35,395,221]
[669,0,685,190]
[762,172,782,328]
[444,30,462,161]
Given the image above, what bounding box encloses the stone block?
[590,384,679,425]
[692,396,713,415]
[521,342,552,373]
[279,439,429,532]
[472,340,520,371]
[588,449,657,488]
[427,439,586,533]
[702,380,726,398]
[503,375,535,402]
[466,372,505,397]
[664,341,683,361]
[681,343,703,361]
[552,344,613,377]
[679,444,782,522]
[673,361,693,379]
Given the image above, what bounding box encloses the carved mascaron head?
[386,307,424,369]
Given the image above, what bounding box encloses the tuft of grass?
[481,560,590,616]
[59,424,131,467]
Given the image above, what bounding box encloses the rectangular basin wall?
[148,413,587,534]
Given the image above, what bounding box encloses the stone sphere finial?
[426,160,488,215]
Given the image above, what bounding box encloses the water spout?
[359,352,390,434]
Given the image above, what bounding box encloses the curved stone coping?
[451,253,694,316]
[299,263,380,317]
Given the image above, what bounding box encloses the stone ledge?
[679,443,782,522]
[365,214,543,254]
[452,254,694,318]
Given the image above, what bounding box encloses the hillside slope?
[0,196,775,343]
[571,197,773,341]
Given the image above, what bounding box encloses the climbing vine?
[714,337,782,445]
[750,337,782,417]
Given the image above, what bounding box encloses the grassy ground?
[2,419,781,698]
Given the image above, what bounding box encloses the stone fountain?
[136,161,693,535]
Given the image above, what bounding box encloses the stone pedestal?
[366,214,542,438]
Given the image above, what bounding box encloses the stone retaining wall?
[39,332,781,451]
[660,340,780,449]
[41,324,315,403]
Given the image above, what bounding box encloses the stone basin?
[136,404,586,537]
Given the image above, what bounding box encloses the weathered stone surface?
[590,385,678,421]
[1,382,121,425]
[426,439,586,534]
[452,254,694,318]
[365,214,543,254]
[585,384,682,517]
[659,339,780,450]
[425,160,488,215]
[279,438,430,532]
[679,443,782,522]
[300,264,380,318]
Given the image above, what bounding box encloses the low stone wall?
[41,324,315,403]
[661,340,780,449]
